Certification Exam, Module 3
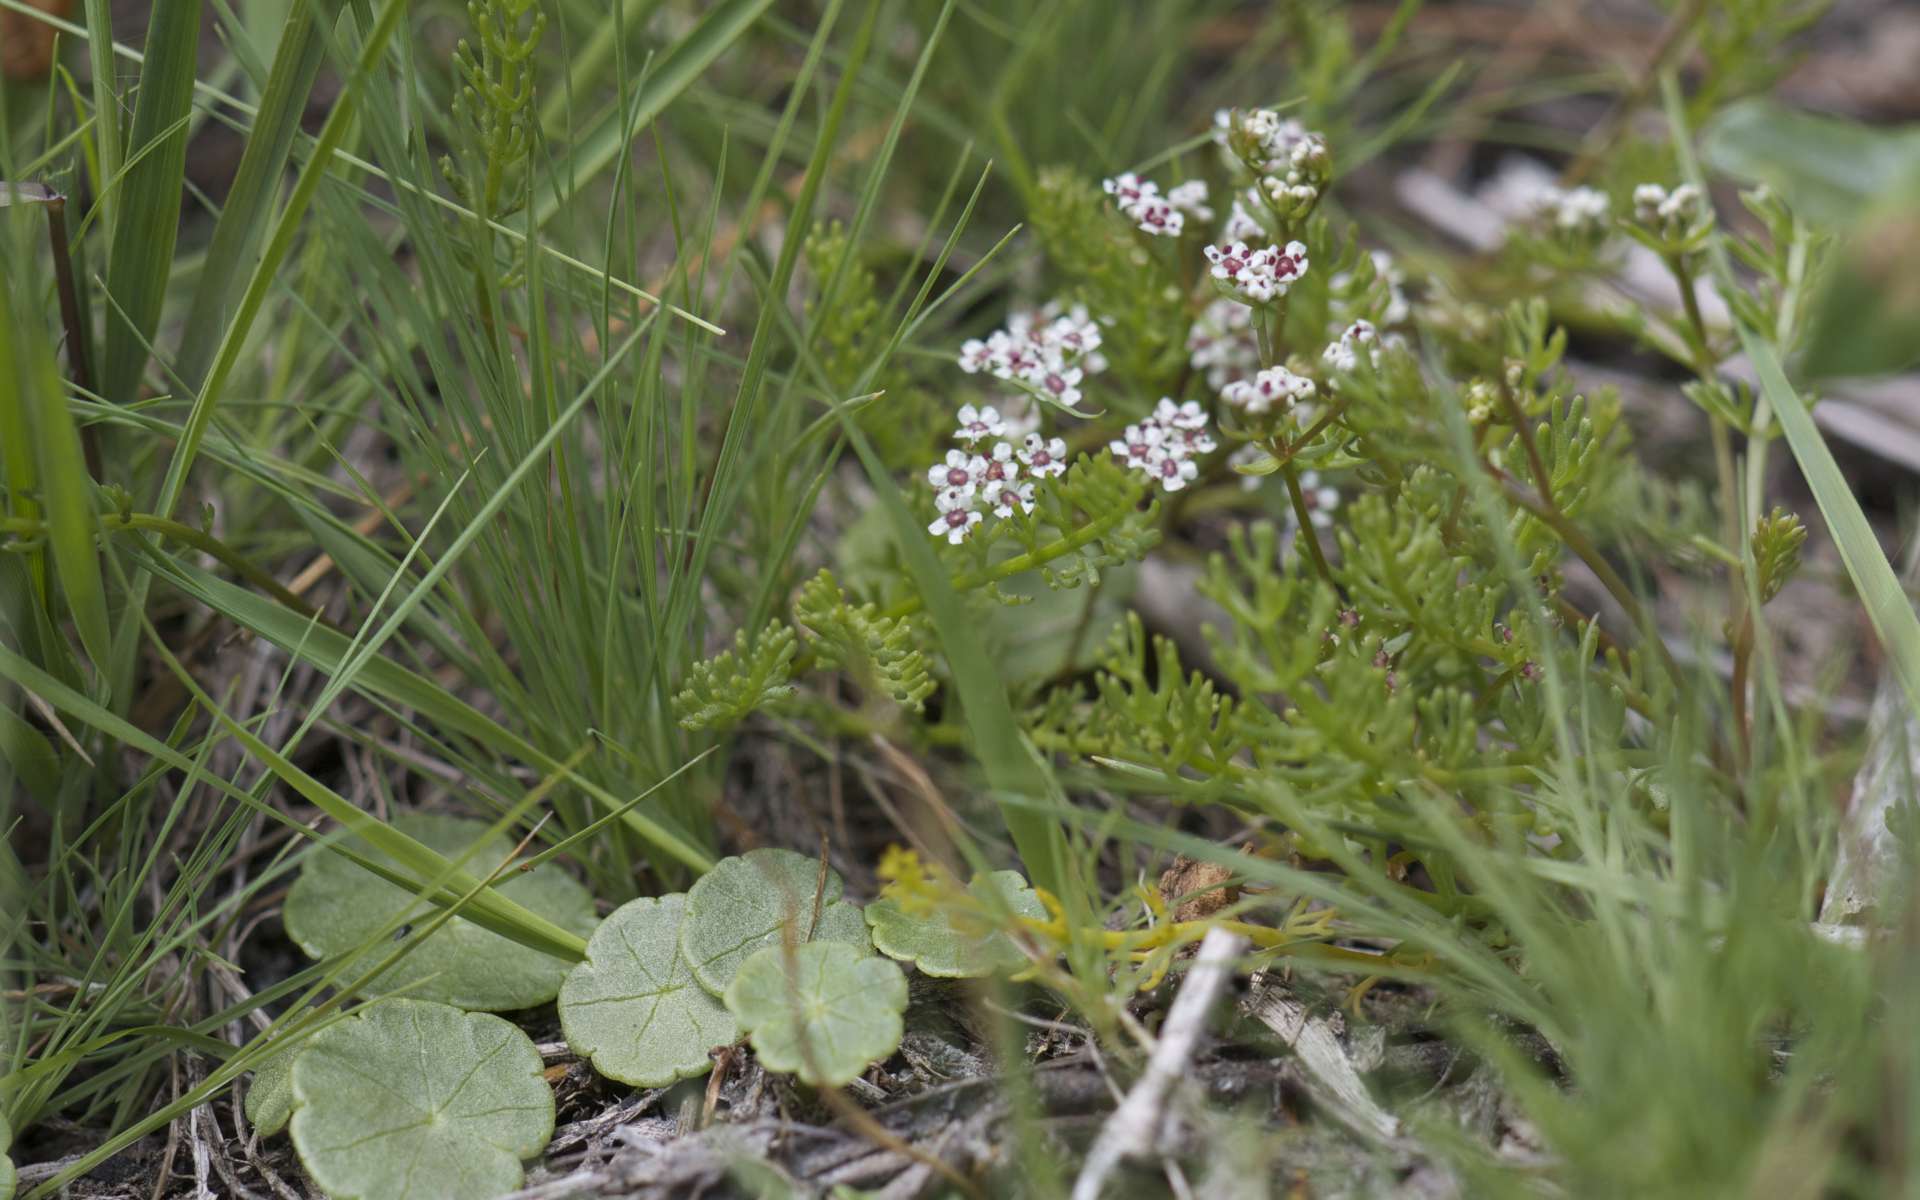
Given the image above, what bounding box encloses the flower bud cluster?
[1632,182,1708,241]
[1214,108,1330,222]
[1528,184,1611,239]
[1220,365,1316,419]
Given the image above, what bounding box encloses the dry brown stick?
[1071,927,1247,1200]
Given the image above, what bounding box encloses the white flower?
[955,404,1007,445]
[1144,445,1199,491]
[1109,421,1166,468]
[989,479,1036,519]
[1153,399,1216,453]
[1221,365,1315,416]
[1103,172,1155,207]
[1323,320,1395,373]
[1019,433,1069,478]
[1167,179,1213,222]
[928,486,982,544]
[1045,313,1101,360]
[1132,197,1184,237]
[958,338,994,374]
[1031,359,1085,408]
[1154,398,1209,430]
[1261,175,1319,212]
[1222,192,1266,242]
[927,448,986,490]
[1178,424,1217,455]
[1187,298,1259,389]
[1632,183,1668,223]
[978,440,1019,491]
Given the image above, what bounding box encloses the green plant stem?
[1494,475,1682,685]
[1280,461,1335,585]
[2,512,319,619]
[1668,247,1750,755]
[1495,382,1553,509]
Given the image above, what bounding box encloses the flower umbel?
[1110,399,1214,494]
[1103,172,1200,237]
[1205,240,1309,305]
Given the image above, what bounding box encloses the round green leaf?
[558,894,739,1086]
[283,812,597,1011]
[1,1109,15,1200]
[680,849,870,996]
[724,942,907,1088]
[865,870,1045,978]
[245,1049,294,1137]
[289,999,554,1200]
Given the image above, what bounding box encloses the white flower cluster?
[1221,364,1316,417]
[1322,319,1395,373]
[1527,183,1610,238]
[1204,239,1309,305]
[959,301,1107,410]
[926,406,1074,544]
[1102,173,1211,238]
[1108,399,1216,493]
[1632,182,1706,239]
[1186,298,1259,389]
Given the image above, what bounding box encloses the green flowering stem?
[1277,394,1355,463]
[878,502,1138,621]
[1279,461,1336,585]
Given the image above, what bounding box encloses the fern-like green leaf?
[795,570,937,712]
[673,622,799,731]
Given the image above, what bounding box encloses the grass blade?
[171,0,334,390]
[0,236,110,670]
[152,0,407,520]
[80,0,122,235]
[97,0,200,402]
[530,0,774,228]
